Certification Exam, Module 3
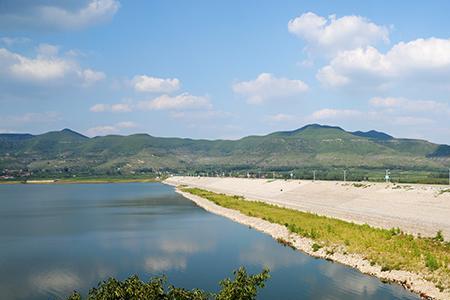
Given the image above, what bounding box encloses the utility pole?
[313,170,316,182]
[344,170,347,182]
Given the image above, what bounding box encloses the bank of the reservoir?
[164,178,450,299]
[165,176,450,239]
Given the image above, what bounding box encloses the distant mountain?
[0,133,34,141]
[351,130,393,140]
[428,145,450,157]
[271,124,344,137]
[0,125,449,177]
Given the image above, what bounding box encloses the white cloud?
[86,121,137,136]
[86,125,117,136]
[132,75,180,93]
[90,104,108,112]
[369,96,403,108]
[317,38,450,88]
[111,103,132,112]
[288,12,389,55]
[310,108,361,120]
[232,73,308,104]
[0,48,74,81]
[116,121,136,128]
[81,69,106,85]
[90,103,131,113]
[0,46,104,85]
[369,97,450,114]
[0,0,120,30]
[138,93,211,110]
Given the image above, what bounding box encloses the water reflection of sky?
[0,183,418,300]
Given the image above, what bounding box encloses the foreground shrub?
[66,267,269,300]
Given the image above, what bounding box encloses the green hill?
[1,124,449,182]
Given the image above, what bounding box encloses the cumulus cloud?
[81,69,106,85]
[0,0,120,30]
[310,108,361,120]
[0,46,104,86]
[138,93,211,110]
[91,93,212,114]
[132,75,180,93]
[288,12,389,55]
[232,73,308,104]
[86,121,137,136]
[317,38,450,88]
[0,47,74,81]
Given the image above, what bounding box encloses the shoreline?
[166,182,450,300]
[0,178,161,185]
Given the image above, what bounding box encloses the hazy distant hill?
[1,124,449,178]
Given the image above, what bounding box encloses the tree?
[216,267,270,300]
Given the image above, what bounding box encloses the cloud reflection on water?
[239,241,308,270]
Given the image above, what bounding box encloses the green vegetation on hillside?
[66,267,269,300]
[1,125,449,183]
[182,188,450,291]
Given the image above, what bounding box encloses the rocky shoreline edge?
[169,185,449,300]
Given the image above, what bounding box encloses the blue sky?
[1,0,450,144]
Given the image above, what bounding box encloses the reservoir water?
[0,182,418,299]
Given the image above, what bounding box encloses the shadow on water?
[0,183,419,300]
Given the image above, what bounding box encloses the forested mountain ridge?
[1,124,449,179]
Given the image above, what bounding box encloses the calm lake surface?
[0,183,418,300]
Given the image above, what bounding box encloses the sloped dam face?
[0,182,418,299]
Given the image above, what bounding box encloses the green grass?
[439,189,450,195]
[181,187,450,290]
